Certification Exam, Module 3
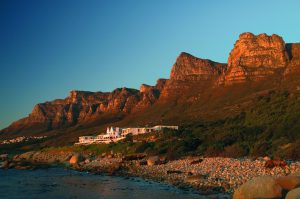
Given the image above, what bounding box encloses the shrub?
[250,141,271,157]
[204,145,223,157]
[221,144,248,158]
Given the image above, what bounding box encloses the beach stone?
[8,162,15,168]
[122,154,145,161]
[276,175,300,191]
[190,158,203,165]
[159,156,167,163]
[263,156,271,161]
[136,160,147,166]
[0,154,8,160]
[167,170,182,174]
[285,188,300,199]
[185,174,208,183]
[147,156,159,166]
[233,176,283,199]
[0,160,9,169]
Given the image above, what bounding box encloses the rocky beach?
[1,150,299,198]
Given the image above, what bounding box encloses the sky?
[1,0,300,130]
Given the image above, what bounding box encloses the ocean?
[0,168,203,199]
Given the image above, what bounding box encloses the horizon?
[1,0,300,130]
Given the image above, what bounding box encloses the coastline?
[1,151,300,198]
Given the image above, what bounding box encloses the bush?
[250,141,271,157]
[135,141,154,153]
[221,144,248,158]
[204,145,223,157]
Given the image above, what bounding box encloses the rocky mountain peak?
[228,32,288,68]
[170,52,226,81]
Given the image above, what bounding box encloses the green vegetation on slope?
[1,90,300,160]
[94,90,299,160]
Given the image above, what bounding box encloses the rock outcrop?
[1,87,162,134]
[220,33,288,85]
[221,32,300,85]
[170,52,226,81]
[228,32,288,68]
[285,43,300,74]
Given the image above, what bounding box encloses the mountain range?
[1,32,300,152]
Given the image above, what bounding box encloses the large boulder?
[233,176,283,199]
[285,188,300,199]
[275,176,300,191]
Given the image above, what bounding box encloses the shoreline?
[1,151,300,198]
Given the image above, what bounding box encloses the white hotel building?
[77,125,179,145]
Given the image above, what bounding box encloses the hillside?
[1,32,300,158]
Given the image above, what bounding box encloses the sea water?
[0,168,204,199]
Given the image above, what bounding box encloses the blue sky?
[1,0,300,129]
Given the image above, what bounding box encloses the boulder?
[275,175,300,191]
[69,154,84,165]
[265,159,287,168]
[159,156,167,164]
[147,156,160,166]
[285,188,300,199]
[233,176,283,199]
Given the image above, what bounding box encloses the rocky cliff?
[2,87,163,134]
[170,52,226,81]
[2,32,300,138]
[220,32,299,85]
